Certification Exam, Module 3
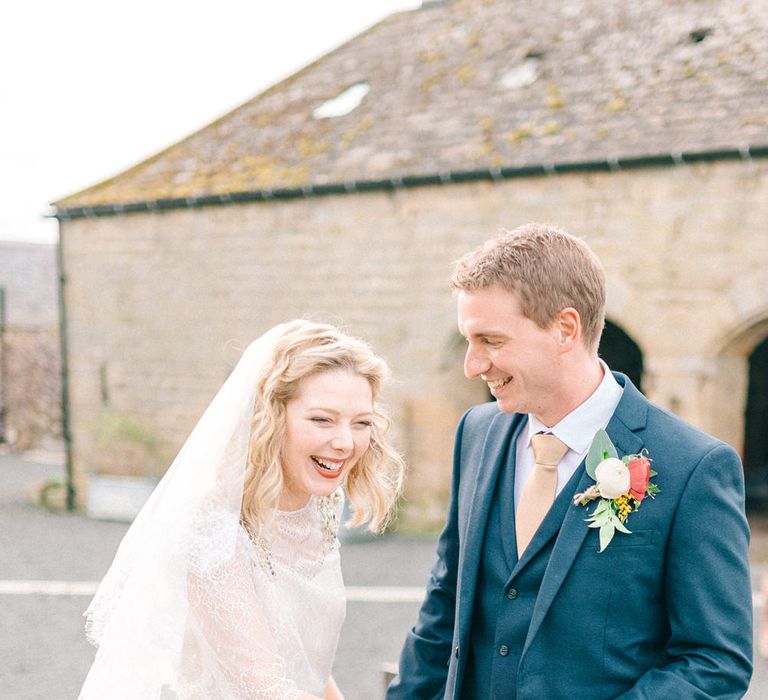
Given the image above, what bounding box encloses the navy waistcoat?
[462,442,583,700]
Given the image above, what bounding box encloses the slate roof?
[56,0,768,212]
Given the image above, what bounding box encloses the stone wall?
[1,327,61,449]
[60,159,768,525]
[0,242,61,449]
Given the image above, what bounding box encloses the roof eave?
[52,143,768,221]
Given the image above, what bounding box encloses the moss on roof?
[57,0,768,210]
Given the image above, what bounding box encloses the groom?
[387,224,752,699]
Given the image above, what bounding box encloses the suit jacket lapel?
[498,437,521,571]
[457,411,526,650]
[522,375,648,655]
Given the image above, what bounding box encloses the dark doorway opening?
[744,336,768,506]
[598,320,644,392]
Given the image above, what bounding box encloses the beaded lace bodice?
[179,494,346,699]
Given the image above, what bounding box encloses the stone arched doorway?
[744,336,768,506]
[598,320,644,392]
[706,316,768,509]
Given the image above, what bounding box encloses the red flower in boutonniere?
[628,455,652,502]
[573,430,660,552]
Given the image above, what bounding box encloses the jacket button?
[499,645,510,656]
[454,646,459,659]
[506,588,518,600]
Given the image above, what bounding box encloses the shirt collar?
[524,360,624,455]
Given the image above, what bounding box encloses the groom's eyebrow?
[467,329,506,340]
[459,321,507,340]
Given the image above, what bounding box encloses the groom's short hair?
[450,223,606,351]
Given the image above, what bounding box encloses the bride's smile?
[311,456,347,478]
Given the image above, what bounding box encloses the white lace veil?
[79,324,289,699]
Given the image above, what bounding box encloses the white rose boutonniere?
[573,429,660,552]
[593,458,630,499]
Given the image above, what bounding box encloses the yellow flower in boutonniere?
[573,429,660,552]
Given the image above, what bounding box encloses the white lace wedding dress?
[81,494,345,700]
[79,328,347,700]
[178,496,346,699]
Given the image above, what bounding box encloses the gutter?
[53,143,768,220]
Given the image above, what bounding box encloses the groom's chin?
[494,397,518,414]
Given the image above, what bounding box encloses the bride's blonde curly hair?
[241,320,405,536]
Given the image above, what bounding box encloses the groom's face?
[458,284,564,422]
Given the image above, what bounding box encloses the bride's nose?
[330,425,354,452]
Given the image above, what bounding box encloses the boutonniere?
[573,429,660,552]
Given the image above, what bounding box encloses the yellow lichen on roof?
[55,0,768,211]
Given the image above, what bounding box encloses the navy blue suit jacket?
[388,374,753,699]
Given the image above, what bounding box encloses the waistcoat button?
[506,588,518,599]
[499,645,510,656]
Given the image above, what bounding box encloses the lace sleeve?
[183,531,302,700]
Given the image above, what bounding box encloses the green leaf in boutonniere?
[585,498,632,551]
[585,428,618,479]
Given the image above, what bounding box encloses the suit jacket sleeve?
[615,442,753,699]
[386,411,470,700]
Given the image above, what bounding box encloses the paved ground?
[0,452,434,700]
[1,450,767,699]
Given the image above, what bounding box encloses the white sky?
[0,0,421,244]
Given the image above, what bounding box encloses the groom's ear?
[554,307,581,352]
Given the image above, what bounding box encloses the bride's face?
[279,368,374,511]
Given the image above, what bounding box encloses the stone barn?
[53,0,768,526]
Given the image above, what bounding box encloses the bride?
[79,320,405,699]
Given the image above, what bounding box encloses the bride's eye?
[311,417,331,424]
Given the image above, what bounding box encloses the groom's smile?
[484,375,512,396]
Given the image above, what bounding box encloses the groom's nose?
[464,345,490,378]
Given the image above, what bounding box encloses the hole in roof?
[500,55,542,90]
[312,82,370,119]
[689,27,712,43]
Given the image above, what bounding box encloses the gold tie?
[515,433,569,555]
